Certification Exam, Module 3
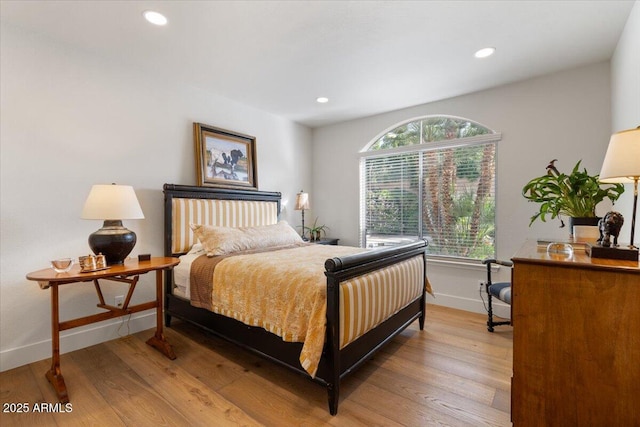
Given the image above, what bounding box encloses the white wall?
[312,62,613,315]
[611,0,640,240]
[0,25,312,371]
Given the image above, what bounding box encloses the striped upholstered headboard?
[163,184,281,255]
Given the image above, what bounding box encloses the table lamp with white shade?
[294,190,310,240]
[81,184,145,265]
[598,127,640,256]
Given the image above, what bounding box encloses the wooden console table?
[511,241,639,425]
[26,257,180,403]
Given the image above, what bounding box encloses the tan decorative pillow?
[190,221,303,257]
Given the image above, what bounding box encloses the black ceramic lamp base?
[88,220,137,265]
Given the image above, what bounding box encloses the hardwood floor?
[0,305,512,426]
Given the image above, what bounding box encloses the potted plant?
[522,159,625,229]
[304,217,329,241]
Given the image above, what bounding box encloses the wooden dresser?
[511,240,640,426]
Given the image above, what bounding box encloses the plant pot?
[569,217,600,238]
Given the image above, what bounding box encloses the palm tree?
[421,118,494,257]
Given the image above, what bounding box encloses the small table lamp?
[295,190,310,240]
[81,184,145,265]
[599,127,640,250]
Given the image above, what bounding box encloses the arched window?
[360,115,501,260]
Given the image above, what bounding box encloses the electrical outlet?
[114,295,124,308]
[478,280,484,291]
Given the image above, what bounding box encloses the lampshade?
[81,184,145,219]
[81,184,144,265]
[295,191,310,210]
[598,127,640,254]
[599,128,640,183]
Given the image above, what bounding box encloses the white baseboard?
[428,292,511,319]
[2,293,509,372]
[0,312,156,372]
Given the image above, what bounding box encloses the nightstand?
[26,257,179,403]
[311,237,339,245]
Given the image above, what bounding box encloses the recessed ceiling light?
[474,47,495,59]
[143,10,168,26]
[316,97,329,103]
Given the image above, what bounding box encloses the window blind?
[362,152,420,247]
[361,141,497,260]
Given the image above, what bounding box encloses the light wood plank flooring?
[0,305,512,426]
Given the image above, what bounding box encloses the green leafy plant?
[522,159,625,226]
[304,217,329,241]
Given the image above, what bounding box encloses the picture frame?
[194,123,258,190]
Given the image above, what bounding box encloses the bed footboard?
[323,239,428,414]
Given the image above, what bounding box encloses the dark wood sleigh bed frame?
[163,183,428,415]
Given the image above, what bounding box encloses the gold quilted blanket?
[201,244,365,377]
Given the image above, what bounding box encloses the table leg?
[145,269,176,360]
[46,285,69,402]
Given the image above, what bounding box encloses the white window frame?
[359,115,502,261]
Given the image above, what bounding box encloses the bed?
[163,183,428,415]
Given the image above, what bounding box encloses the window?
[360,116,501,260]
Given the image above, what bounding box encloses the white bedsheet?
[173,244,204,299]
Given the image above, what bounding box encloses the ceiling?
[1,1,635,128]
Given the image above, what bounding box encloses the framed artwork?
[194,123,258,190]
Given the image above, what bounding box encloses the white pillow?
[190,221,303,257]
[187,243,205,255]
